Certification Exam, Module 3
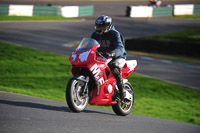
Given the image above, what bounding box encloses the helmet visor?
[95,24,107,33]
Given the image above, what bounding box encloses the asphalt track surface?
[1,91,200,133]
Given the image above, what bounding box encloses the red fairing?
[69,44,99,66]
[88,63,117,106]
[121,60,137,78]
[68,38,137,106]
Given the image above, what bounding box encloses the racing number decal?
[90,64,104,86]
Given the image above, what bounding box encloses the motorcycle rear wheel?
[66,78,89,112]
[112,82,134,116]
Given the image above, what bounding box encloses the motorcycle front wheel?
[66,78,89,112]
[112,82,134,116]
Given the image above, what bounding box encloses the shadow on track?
[0,99,69,112]
[0,99,115,116]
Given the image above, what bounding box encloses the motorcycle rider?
[149,0,161,6]
[91,15,127,100]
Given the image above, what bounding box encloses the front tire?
[66,78,89,112]
[112,82,134,116]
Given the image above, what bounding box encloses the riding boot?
[113,67,125,100]
[118,82,125,100]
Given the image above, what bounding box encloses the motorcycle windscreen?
[69,38,99,65]
[76,38,99,51]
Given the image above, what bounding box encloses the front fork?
[71,75,89,96]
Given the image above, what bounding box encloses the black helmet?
[95,15,113,35]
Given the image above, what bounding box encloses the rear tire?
[112,82,134,116]
[66,78,89,112]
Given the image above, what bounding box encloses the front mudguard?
[70,75,89,83]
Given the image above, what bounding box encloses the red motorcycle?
[66,38,137,116]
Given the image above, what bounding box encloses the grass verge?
[0,42,200,125]
[175,14,200,19]
[146,27,200,43]
[0,15,76,21]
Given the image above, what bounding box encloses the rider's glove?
[104,52,115,58]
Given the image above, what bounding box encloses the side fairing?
[121,60,137,78]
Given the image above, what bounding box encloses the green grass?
[146,27,200,43]
[0,15,76,21]
[0,42,72,101]
[175,14,200,19]
[0,42,200,125]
